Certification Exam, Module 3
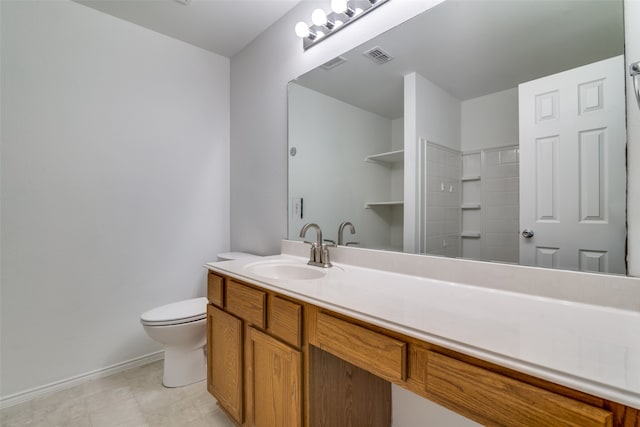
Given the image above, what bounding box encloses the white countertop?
[206,249,640,409]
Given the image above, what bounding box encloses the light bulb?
[315,30,325,39]
[311,9,328,26]
[334,19,344,28]
[331,0,348,14]
[354,7,363,15]
[295,21,310,38]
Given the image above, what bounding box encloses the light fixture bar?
[295,0,391,50]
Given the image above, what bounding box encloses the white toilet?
[140,252,260,387]
[141,297,208,387]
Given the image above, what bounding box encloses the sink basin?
[245,260,326,281]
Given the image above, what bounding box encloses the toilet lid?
[140,297,208,326]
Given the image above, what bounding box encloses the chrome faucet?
[338,221,358,246]
[299,223,332,267]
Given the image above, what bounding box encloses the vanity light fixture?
[295,0,390,50]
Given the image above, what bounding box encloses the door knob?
[521,228,534,239]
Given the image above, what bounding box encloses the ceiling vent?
[363,47,394,64]
[321,56,347,70]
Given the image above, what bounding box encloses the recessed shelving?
[365,149,404,165]
[364,201,404,209]
[461,203,481,210]
[460,231,481,238]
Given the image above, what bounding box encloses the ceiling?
[75,0,302,58]
[294,0,624,119]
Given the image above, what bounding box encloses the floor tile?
[0,360,229,427]
[0,401,33,426]
[89,397,146,427]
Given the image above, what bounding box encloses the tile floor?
[0,361,234,427]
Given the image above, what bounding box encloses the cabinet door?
[248,327,302,427]
[207,304,243,424]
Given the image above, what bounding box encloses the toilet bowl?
[141,252,261,387]
[141,297,208,387]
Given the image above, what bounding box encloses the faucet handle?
[321,245,332,267]
[345,241,360,246]
[306,242,319,263]
[323,239,336,247]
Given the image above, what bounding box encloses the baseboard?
[0,351,164,409]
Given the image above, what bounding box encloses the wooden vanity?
[205,270,640,427]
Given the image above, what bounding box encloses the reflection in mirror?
[288,0,627,275]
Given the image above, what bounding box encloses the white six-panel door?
[519,56,626,274]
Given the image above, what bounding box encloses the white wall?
[627,0,640,276]
[390,118,404,249]
[461,87,519,152]
[288,84,393,249]
[0,0,230,399]
[229,0,445,256]
[413,73,462,152]
[403,72,461,253]
[392,385,480,427]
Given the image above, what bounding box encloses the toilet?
[141,297,208,387]
[140,252,260,387]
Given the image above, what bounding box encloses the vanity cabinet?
[313,311,407,383]
[207,304,243,424]
[207,270,640,427]
[425,351,612,427]
[206,272,304,427]
[248,327,302,426]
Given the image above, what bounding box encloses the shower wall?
[424,142,462,257]
[408,77,519,262]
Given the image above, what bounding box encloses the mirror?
[288,0,627,274]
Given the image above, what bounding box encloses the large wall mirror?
[288,0,628,275]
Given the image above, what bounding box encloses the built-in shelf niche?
[363,143,404,251]
[364,149,404,165]
[460,231,481,238]
[461,203,481,210]
[363,149,404,209]
[461,150,483,260]
[364,201,405,209]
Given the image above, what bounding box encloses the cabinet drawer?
[315,312,406,383]
[268,296,302,348]
[426,351,612,427]
[207,272,224,307]
[226,280,266,328]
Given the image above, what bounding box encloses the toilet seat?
[140,297,208,327]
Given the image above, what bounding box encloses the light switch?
[293,197,303,220]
